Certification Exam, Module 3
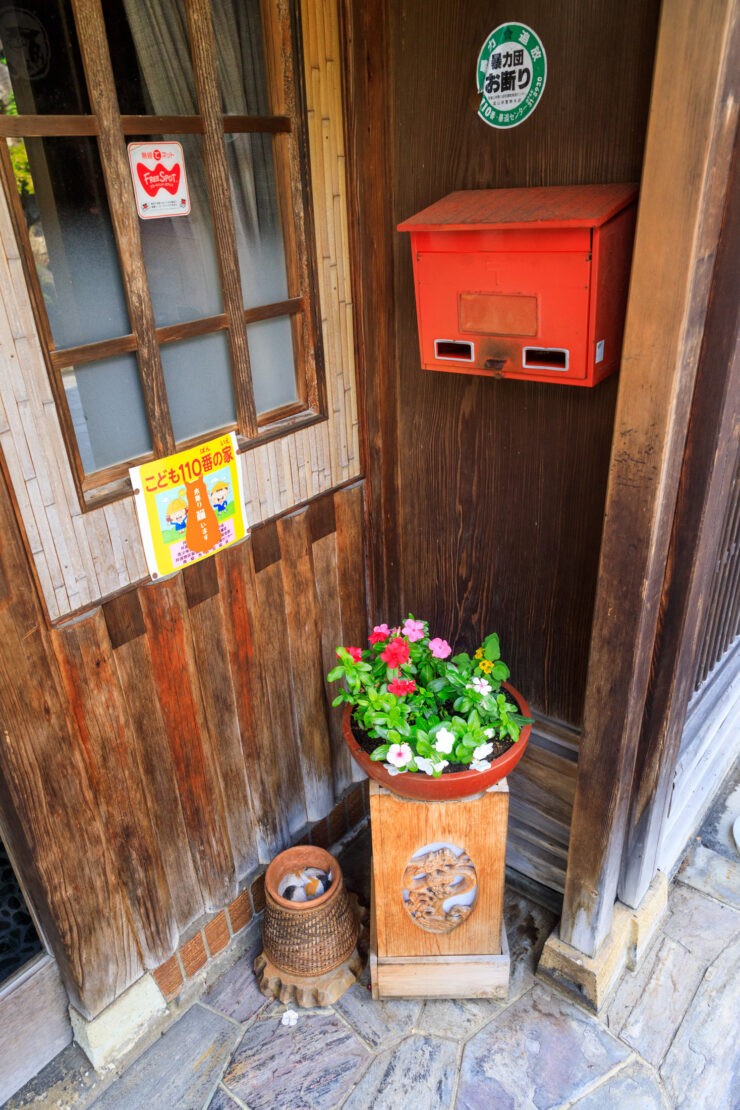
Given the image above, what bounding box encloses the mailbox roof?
[398,184,638,232]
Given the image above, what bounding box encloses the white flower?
[281,1009,299,1026]
[469,676,492,696]
[386,742,413,767]
[435,759,449,772]
[473,742,494,760]
[383,763,401,776]
[471,758,491,772]
[434,727,455,754]
[484,728,495,738]
[415,756,436,776]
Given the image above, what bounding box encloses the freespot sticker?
[476,23,546,129]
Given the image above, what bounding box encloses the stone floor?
[6,814,740,1110]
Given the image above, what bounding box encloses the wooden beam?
[71,0,175,457]
[619,147,740,908]
[185,0,257,437]
[560,0,739,955]
[339,0,400,622]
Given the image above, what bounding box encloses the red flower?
[380,637,410,669]
[388,678,417,696]
[369,623,390,645]
[337,646,363,663]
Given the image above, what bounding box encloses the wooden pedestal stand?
[369,779,510,999]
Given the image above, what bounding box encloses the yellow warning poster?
[130,432,246,579]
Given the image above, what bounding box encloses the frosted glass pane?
[10,137,131,347]
[247,316,298,415]
[226,133,290,309]
[63,354,151,473]
[160,331,236,444]
[138,135,222,326]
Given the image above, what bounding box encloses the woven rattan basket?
[262,847,359,977]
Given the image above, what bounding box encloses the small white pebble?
[281,1008,299,1027]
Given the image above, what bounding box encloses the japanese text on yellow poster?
[130,432,246,579]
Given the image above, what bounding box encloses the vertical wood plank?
[312,528,353,795]
[70,0,174,455]
[0,460,142,1018]
[254,558,308,834]
[51,610,178,967]
[277,507,334,817]
[339,0,400,621]
[561,0,738,954]
[185,562,260,880]
[139,576,237,910]
[103,591,205,929]
[218,538,291,860]
[334,482,368,782]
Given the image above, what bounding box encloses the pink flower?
[369,623,390,645]
[428,637,451,659]
[386,743,412,768]
[380,637,410,669]
[402,618,425,642]
[388,678,417,696]
[338,646,363,663]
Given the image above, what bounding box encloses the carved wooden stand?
[369,779,510,999]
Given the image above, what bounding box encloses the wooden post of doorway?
[559,0,739,957]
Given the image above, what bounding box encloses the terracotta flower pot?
[342,680,532,801]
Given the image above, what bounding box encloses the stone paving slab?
[88,1004,240,1110]
[333,969,420,1049]
[617,936,704,1066]
[697,758,740,862]
[660,935,740,1110]
[222,1011,369,1109]
[662,881,740,961]
[206,1084,243,1109]
[415,996,502,1040]
[4,1044,102,1110]
[456,984,630,1110]
[676,843,740,909]
[342,1035,458,1110]
[569,1059,669,1109]
[202,944,268,1024]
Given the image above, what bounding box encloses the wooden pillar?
[560,0,739,956]
[619,151,740,908]
[339,0,401,623]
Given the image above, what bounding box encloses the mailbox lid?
[398,184,638,233]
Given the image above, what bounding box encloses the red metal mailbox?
[398,184,638,387]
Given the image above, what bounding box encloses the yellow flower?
[478,659,494,674]
[474,648,484,660]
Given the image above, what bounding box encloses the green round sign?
[476,23,547,129]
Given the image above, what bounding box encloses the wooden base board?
[369,878,510,999]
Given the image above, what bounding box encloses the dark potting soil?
[351,716,515,774]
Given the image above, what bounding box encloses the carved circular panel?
[402,842,478,933]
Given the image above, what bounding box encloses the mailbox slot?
[434,339,475,362]
[523,347,569,371]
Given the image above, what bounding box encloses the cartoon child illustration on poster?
[165,491,188,533]
[130,432,246,579]
[209,479,230,517]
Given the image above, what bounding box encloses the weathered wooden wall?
[0,0,360,621]
[345,0,661,895]
[0,464,367,1018]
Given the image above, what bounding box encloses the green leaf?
[370,744,391,761]
[452,652,471,667]
[491,661,509,680]
[427,676,447,693]
[387,729,400,743]
[483,633,500,662]
[331,694,345,707]
[327,665,345,682]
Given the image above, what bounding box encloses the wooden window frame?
[0,0,325,511]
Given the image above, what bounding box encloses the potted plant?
[328,617,533,801]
